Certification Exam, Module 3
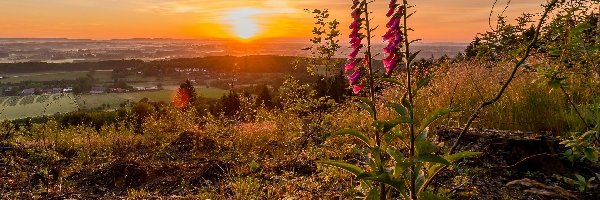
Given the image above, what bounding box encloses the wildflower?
[347,47,361,59]
[353,84,364,94]
[347,0,365,94]
[345,58,360,72]
[348,69,362,85]
[351,0,360,9]
[386,0,398,17]
[383,53,398,74]
[382,2,404,75]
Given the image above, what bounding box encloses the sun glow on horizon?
[224,8,262,39]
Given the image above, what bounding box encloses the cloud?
[136,0,301,17]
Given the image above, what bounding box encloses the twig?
[420,0,560,193]
[446,83,459,127]
[489,153,553,168]
[560,85,591,129]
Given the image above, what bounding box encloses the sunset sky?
[0,0,546,42]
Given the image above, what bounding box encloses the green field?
[0,87,228,120]
[0,94,79,120]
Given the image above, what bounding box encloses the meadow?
[0,87,227,120]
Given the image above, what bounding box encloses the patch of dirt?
[165,131,219,158]
[69,160,150,195]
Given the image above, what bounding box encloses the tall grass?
[380,59,600,134]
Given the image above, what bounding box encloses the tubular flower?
[353,84,364,95]
[345,58,360,72]
[351,0,360,9]
[383,53,398,74]
[386,0,398,17]
[348,69,362,85]
[347,46,361,59]
[382,2,404,75]
[347,0,365,94]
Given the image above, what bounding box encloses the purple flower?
[382,1,405,76]
[383,53,398,74]
[386,3,398,17]
[382,29,395,41]
[351,0,360,9]
[386,16,396,28]
[351,9,361,19]
[347,47,360,59]
[349,20,361,30]
[384,41,397,54]
[395,33,404,44]
[353,84,364,94]
[348,69,362,85]
[345,59,360,72]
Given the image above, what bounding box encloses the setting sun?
[224,8,262,39]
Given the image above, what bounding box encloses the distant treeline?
[0,55,326,74]
[0,60,145,73]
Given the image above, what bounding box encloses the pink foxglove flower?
[347,0,366,94]
[347,47,361,59]
[382,1,404,75]
[351,0,360,9]
[345,58,360,72]
[348,69,362,85]
[383,53,398,74]
[386,0,398,17]
[353,84,364,94]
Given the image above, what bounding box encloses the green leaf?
[445,151,482,162]
[547,77,566,89]
[401,92,412,111]
[415,173,426,192]
[317,160,364,176]
[386,146,404,162]
[416,140,436,155]
[372,147,382,171]
[361,172,406,191]
[583,147,598,162]
[417,108,453,136]
[415,154,450,165]
[329,129,371,147]
[408,50,422,63]
[572,23,593,33]
[385,103,408,116]
[575,174,586,183]
[373,118,412,133]
[365,187,380,200]
[357,97,375,118]
[380,78,403,86]
[414,76,433,95]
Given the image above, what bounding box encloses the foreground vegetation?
[1,0,599,199]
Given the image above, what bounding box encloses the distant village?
[0,67,222,97]
[1,85,161,97]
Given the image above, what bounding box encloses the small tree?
[173,80,197,109]
[256,85,273,109]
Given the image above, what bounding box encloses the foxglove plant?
[382,1,403,75]
[320,1,480,199]
[345,0,366,94]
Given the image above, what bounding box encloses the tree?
[256,85,273,109]
[173,80,197,109]
[221,91,241,117]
